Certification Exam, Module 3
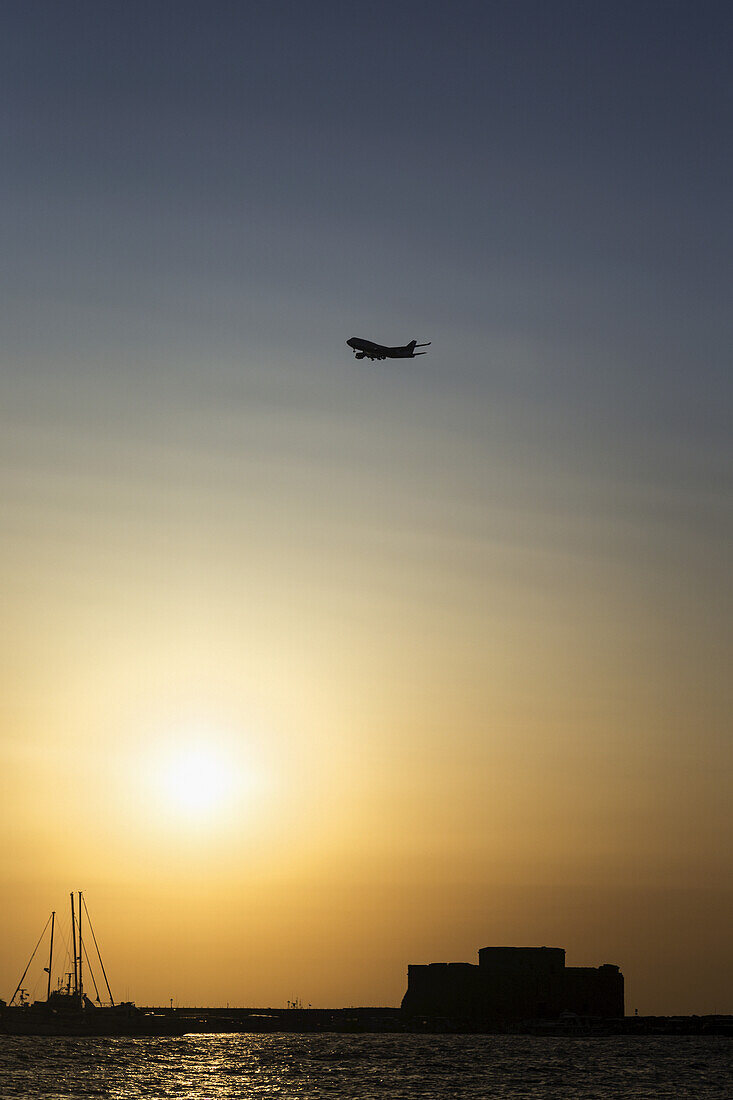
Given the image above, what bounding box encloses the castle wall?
[475,947,565,1020]
[401,963,481,1018]
[562,964,624,1018]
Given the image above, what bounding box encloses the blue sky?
[4,2,731,439]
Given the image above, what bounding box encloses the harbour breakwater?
[140,1006,733,1036]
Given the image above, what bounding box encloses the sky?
[1,1,731,1014]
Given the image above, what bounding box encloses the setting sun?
[136,718,261,828]
[158,743,232,816]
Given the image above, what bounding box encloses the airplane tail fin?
[409,340,430,356]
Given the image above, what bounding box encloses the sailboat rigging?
[1,892,184,1035]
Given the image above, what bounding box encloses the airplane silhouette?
[347,337,431,361]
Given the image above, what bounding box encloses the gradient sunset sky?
[2,1,731,1014]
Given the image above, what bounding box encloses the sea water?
[1,1032,731,1098]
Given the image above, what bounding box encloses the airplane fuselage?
[346,337,430,361]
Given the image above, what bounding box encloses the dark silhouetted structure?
[401,946,623,1022]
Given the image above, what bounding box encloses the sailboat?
[1,892,187,1035]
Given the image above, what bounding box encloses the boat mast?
[78,891,83,1002]
[70,892,78,998]
[46,910,55,1000]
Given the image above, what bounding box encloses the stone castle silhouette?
[402,946,624,1021]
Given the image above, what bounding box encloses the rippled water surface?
[1,1033,731,1098]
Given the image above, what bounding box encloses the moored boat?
[1,892,187,1036]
